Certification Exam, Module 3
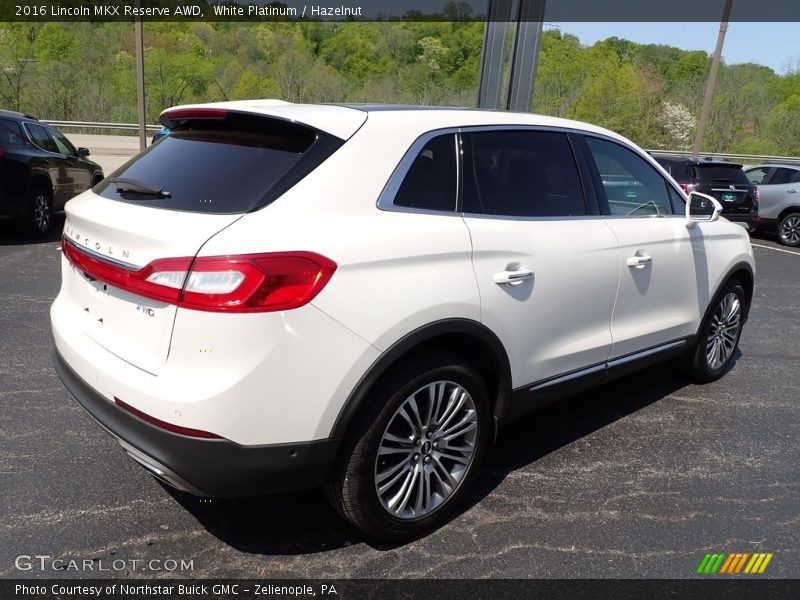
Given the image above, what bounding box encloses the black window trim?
[579,132,688,218]
[378,124,602,220]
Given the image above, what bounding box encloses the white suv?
[51,102,755,541]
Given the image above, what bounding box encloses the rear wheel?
[325,353,491,542]
[25,184,52,237]
[676,279,745,383]
[777,212,800,247]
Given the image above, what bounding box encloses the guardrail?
[37,120,800,164]
[42,120,161,132]
[644,149,800,165]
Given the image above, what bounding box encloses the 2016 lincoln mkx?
[51,101,755,541]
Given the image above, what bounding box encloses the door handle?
[626,254,652,268]
[494,269,534,285]
[788,189,797,194]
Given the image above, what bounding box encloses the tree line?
[1,21,798,155]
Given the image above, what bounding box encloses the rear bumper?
[53,349,339,497]
[725,214,759,232]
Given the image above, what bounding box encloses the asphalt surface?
[1,221,798,579]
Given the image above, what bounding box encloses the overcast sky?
[554,22,800,74]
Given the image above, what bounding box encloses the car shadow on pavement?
[0,215,64,245]
[167,359,721,555]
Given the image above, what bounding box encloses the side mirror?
[686,191,722,224]
[78,147,91,157]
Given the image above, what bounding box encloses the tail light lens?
[62,239,336,313]
[753,186,760,212]
[679,182,696,194]
[0,147,6,161]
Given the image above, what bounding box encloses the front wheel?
[676,279,745,383]
[778,212,800,247]
[325,353,491,542]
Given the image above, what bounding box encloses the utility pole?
[135,0,146,151]
[692,0,733,159]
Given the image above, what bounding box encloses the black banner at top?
[2,0,800,23]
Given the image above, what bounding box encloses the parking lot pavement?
[1,222,797,579]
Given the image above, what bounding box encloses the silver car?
[745,163,800,247]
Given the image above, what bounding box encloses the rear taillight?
[753,186,760,212]
[679,182,696,194]
[0,147,6,161]
[62,238,336,313]
[115,398,223,439]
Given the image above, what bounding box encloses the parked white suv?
[51,102,755,541]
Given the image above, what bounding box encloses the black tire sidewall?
[335,354,491,541]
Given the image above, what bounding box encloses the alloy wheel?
[374,380,478,520]
[779,215,800,245]
[706,292,741,370]
[33,194,50,232]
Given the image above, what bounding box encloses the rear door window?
[94,112,341,214]
[769,168,800,185]
[463,130,588,217]
[25,123,59,153]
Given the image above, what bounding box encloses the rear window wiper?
[109,177,172,198]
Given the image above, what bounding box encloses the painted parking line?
[751,243,800,257]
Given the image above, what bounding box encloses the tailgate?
[696,164,754,212]
[61,193,240,374]
[56,105,350,374]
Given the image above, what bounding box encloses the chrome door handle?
[788,189,797,194]
[494,269,534,285]
[626,254,652,268]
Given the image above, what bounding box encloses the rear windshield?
[693,165,750,184]
[0,118,25,146]
[95,112,341,214]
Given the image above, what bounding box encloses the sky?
[553,22,800,74]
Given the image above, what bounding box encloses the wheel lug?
[412,454,419,462]
[424,456,431,464]
[432,441,439,449]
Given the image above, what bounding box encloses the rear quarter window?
[0,118,25,146]
[94,112,341,214]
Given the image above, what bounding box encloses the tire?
[676,279,746,383]
[25,184,53,237]
[325,352,491,542]
[777,212,800,247]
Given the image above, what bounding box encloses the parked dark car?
[652,154,759,232]
[0,109,104,236]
